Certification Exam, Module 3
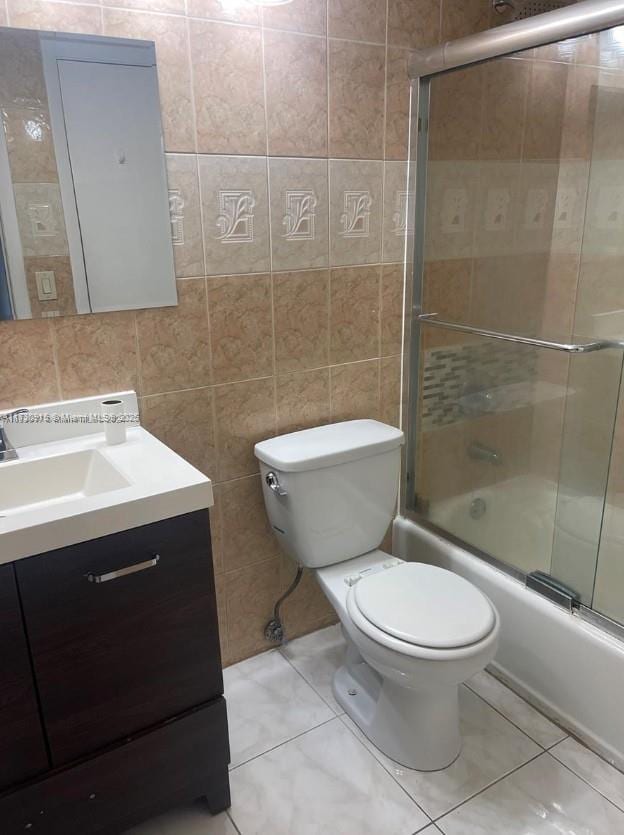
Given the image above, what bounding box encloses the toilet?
[255,419,500,771]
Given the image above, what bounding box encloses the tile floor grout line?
[228,630,621,832]
[226,808,243,835]
[228,670,430,832]
[336,713,434,826]
[545,735,570,752]
[463,679,566,751]
[545,747,624,815]
[431,749,547,825]
[278,644,345,717]
[481,670,572,741]
[335,692,551,826]
[229,714,338,773]
[412,820,438,835]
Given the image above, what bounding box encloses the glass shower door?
[408,26,624,618]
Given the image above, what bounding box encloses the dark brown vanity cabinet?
[16,511,223,765]
[0,510,230,834]
[0,565,49,790]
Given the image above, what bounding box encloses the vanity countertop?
[0,392,212,565]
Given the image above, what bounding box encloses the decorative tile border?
[183,155,410,274]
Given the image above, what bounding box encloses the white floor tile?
[229,717,430,835]
[123,803,236,835]
[467,670,567,748]
[551,737,624,812]
[224,649,334,767]
[280,623,346,714]
[341,685,541,819]
[438,753,624,834]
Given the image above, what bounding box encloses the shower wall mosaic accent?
[421,341,538,430]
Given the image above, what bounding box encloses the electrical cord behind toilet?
[264,565,304,644]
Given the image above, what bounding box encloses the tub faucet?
[0,408,28,463]
[468,441,502,466]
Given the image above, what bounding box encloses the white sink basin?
[0,449,131,516]
[0,391,213,566]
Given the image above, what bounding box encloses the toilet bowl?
[255,420,500,771]
[317,550,499,770]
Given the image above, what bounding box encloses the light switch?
[35,270,58,301]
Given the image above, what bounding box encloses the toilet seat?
[346,562,497,660]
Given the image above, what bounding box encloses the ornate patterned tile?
[329,159,383,267]
[382,160,410,264]
[268,158,329,271]
[199,155,270,276]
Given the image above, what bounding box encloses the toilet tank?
[254,420,404,569]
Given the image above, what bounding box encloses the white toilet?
[255,419,500,771]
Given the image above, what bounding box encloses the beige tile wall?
[0,0,496,664]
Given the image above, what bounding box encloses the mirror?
[0,27,177,320]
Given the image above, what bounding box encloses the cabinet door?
[57,59,176,312]
[16,511,222,766]
[0,564,49,790]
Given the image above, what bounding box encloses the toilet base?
[333,660,462,771]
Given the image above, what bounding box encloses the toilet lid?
[352,563,496,649]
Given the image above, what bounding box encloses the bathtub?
[428,474,610,603]
[393,510,624,769]
[427,474,558,577]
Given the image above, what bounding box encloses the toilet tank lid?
[254,420,404,472]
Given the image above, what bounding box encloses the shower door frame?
[402,0,624,641]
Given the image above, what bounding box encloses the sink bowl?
[0,449,130,516]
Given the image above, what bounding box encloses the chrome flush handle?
[265,471,287,497]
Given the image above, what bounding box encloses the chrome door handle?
[265,471,287,497]
[86,555,160,584]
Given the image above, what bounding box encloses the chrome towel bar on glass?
[416,313,624,354]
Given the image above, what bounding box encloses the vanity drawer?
[0,698,230,835]
[16,510,222,766]
[0,565,49,791]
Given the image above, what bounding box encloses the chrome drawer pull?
[86,555,160,584]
